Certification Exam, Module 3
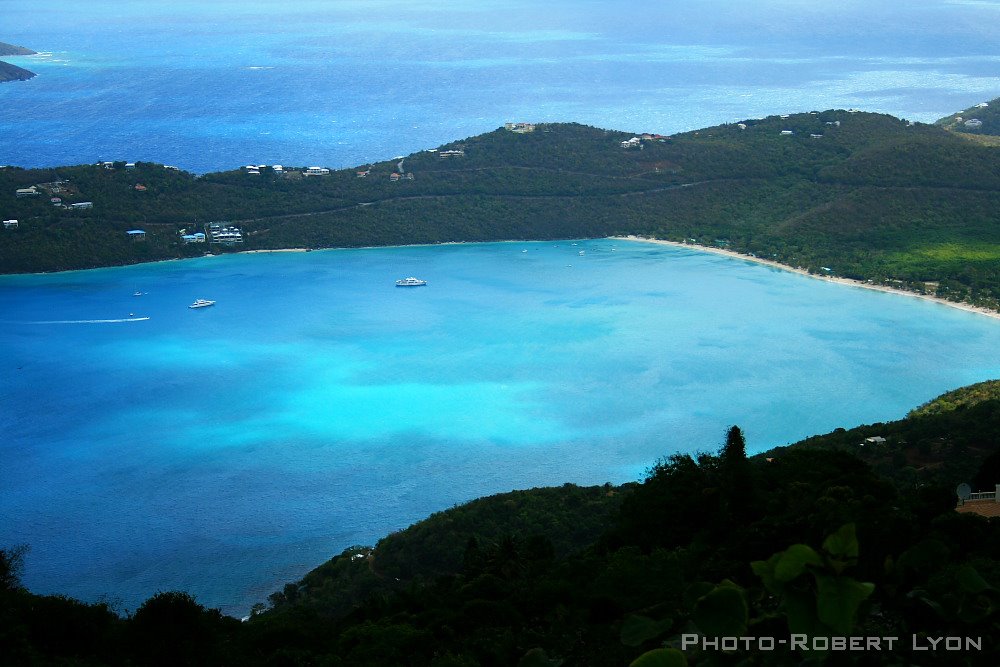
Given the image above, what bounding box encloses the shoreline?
[613,236,1000,321]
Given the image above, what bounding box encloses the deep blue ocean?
[2,1,1000,616]
[2,0,1000,173]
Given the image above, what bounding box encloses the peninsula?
[2,98,999,315]
[0,41,36,82]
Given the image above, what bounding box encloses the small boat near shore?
[395,277,427,287]
[189,299,216,308]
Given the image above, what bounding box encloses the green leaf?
[956,564,994,594]
[693,585,748,637]
[775,544,822,583]
[629,648,688,667]
[815,574,874,635]
[518,648,560,667]
[783,589,823,638]
[822,524,859,561]
[906,589,944,618]
[621,614,674,647]
[896,539,949,577]
[752,554,781,594]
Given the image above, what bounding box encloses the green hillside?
[0,59,34,82]
[5,382,1000,665]
[937,97,1000,137]
[0,41,36,56]
[3,105,1000,310]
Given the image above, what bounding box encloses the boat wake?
[10,317,151,325]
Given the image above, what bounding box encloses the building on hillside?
[70,202,93,209]
[181,232,206,243]
[126,229,146,240]
[15,186,39,197]
[965,119,983,128]
[780,130,794,135]
[125,162,136,170]
[505,122,535,133]
[207,222,243,244]
[439,150,465,158]
[957,484,1000,518]
[3,219,18,229]
[304,166,330,176]
[620,137,641,149]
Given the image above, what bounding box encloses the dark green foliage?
[6,384,1000,664]
[909,380,1000,418]
[3,103,1000,310]
[936,99,1000,136]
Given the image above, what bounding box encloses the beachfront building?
[181,232,206,243]
[207,222,243,244]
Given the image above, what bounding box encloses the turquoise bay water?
[1,239,999,615]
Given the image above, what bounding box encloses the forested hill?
[0,41,35,82]
[2,101,1000,310]
[5,383,1000,665]
[937,98,1000,137]
[0,42,36,56]
[0,59,34,82]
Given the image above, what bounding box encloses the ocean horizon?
[3,0,1000,173]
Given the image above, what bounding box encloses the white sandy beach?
[614,236,1000,322]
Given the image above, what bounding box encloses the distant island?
[2,97,999,315]
[0,40,36,82]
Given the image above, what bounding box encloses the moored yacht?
[189,299,216,308]
[395,277,427,287]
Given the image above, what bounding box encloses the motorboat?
[395,277,427,287]
[189,299,216,308]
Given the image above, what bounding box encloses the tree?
[0,544,28,591]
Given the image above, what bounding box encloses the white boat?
[395,277,427,287]
[189,299,216,308]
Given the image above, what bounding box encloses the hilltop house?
[304,166,330,176]
[3,219,18,229]
[15,186,39,198]
[505,122,535,133]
